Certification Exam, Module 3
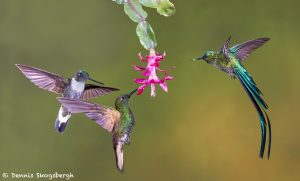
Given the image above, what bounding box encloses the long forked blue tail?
[234,65,271,159]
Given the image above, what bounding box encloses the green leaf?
[138,0,175,17]
[156,0,175,17]
[136,21,157,50]
[112,0,126,5]
[138,0,158,8]
[124,0,148,23]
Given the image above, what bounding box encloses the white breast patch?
[71,78,85,92]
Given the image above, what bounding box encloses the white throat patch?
[71,78,85,92]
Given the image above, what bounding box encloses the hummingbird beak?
[193,56,204,61]
[89,78,104,85]
[128,88,138,98]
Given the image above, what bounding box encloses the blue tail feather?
[263,109,272,159]
[235,68,271,158]
[236,67,268,109]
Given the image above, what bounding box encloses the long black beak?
[128,88,138,98]
[89,78,104,85]
[193,56,204,61]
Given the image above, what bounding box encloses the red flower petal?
[137,84,147,95]
[133,65,145,71]
[159,81,168,92]
[164,76,174,80]
[150,62,159,67]
[134,51,174,96]
[138,53,147,62]
[149,79,162,84]
[142,70,151,76]
[134,78,146,84]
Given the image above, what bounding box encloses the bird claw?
[229,72,236,79]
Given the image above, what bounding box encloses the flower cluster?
[133,50,174,97]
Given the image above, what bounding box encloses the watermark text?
[2,172,74,180]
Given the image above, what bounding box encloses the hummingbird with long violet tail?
[58,88,137,173]
[16,64,119,133]
[193,36,271,159]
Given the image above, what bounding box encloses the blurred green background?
[0,0,299,180]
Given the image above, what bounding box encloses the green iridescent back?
[114,95,135,135]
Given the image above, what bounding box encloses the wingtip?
[15,64,28,74]
[107,87,120,92]
[15,64,27,68]
[225,35,232,43]
[15,64,22,69]
[15,64,34,73]
[256,37,270,43]
[262,37,270,42]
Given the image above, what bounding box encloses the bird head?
[115,88,137,109]
[193,50,215,62]
[75,70,103,85]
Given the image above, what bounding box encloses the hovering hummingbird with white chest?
[58,88,137,173]
[193,36,271,159]
[16,64,119,133]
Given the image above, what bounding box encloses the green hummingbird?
[58,88,137,172]
[194,36,271,159]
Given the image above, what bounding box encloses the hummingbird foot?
[228,70,236,79]
[120,134,131,145]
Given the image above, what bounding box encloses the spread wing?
[81,84,119,100]
[221,36,231,59]
[16,64,68,94]
[229,38,270,61]
[58,97,120,132]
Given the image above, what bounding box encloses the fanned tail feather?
[54,106,71,133]
[234,66,271,159]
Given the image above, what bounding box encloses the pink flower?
[133,50,174,97]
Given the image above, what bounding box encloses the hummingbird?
[16,64,119,133]
[58,88,137,173]
[193,36,271,159]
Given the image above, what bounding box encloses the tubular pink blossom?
[133,51,174,97]
[132,65,146,71]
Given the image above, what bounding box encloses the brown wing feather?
[16,64,68,94]
[58,97,120,132]
[81,84,119,100]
